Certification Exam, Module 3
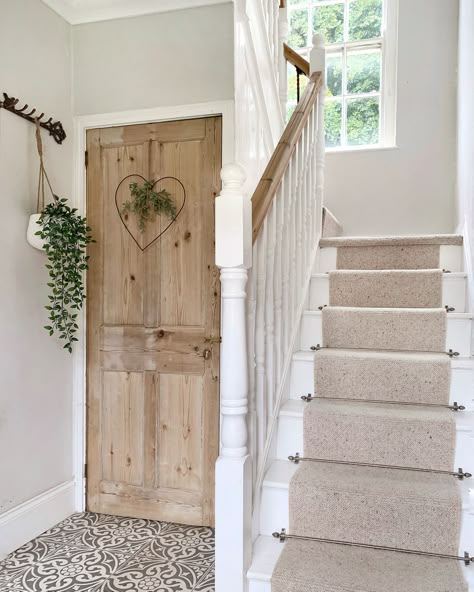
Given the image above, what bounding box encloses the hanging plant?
[35,197,94,353]
[26,119,93,353]
[122,179,176,232]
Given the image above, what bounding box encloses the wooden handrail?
[252,71,322,243]
[283,43,310,77]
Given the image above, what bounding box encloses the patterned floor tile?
[0,513,215,592]
[194,564,215,592]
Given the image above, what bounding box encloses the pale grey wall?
[324,0,458,236]
[0,0,73,514]
[457,0,474,320]
[72,3,234,115]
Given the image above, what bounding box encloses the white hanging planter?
[27,213,45,251]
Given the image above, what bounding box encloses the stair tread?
[264,457,460,500]
[320,234,463,248]
[306,398,454,422]
[312,271,468,278]
[272,539,468,592]
[304,309,473,319]
[293,349,473,364]
[292,460,459,501]
[280,399,473,426]
[315,347,450,364]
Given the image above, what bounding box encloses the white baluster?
[273,185,284,384]
[255,223,268,463]
[215,163,252,592]
[281,164,292,351]
[246,265,257,481]
[264,202,276,425]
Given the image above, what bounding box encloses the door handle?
[203,349,212,360]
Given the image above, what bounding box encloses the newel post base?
[215,456,253,592]
[215,164,253,592]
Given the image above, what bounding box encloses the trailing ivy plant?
[122,180,176,232]
[36,196,94,353]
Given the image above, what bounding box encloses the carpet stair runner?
[272,233,470,592]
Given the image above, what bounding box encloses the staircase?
[248,231,474,591]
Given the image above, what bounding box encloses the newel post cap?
[312,33,326,48]
[310,33,326,78]
[221,163,246,191]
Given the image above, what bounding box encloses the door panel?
[86,117,221,526]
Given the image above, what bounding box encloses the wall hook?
[0,92,66,144]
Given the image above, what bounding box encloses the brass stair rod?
[272,529,474,566]
[288,453,472,480]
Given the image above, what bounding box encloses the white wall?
[324,0,458,236]
[72,3,234,115]
[0,0,75,555]
[457,0,474,319]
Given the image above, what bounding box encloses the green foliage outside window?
[287,0,383,147]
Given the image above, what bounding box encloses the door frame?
[72,100,234,511]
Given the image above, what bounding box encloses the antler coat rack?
[0,92,66,144]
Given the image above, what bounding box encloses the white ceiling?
[41,0,230,24]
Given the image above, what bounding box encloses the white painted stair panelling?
[309,273,468,313]
[247,535,284,592]
[317,246,464,274]
[299,310,473,358]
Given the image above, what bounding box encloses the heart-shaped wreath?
[115,175,186,251]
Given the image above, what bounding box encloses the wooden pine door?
[86,117,222,526]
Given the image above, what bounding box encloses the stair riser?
[317,245,464,273]
[310,274,467,312]
[300,312,472,357]
[276,412,474,473]
[290,355,474,406]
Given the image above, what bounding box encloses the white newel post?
[215,164,253,592]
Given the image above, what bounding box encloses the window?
[287,0,398,150]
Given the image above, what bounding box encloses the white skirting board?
[0,480,75,558]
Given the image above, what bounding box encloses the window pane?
[349,0,383,41]
[313,4,344,45]
[326,53,343,97]
[288,63,298,103]
[346,97,380,145]
[325,100,342,147]
[289,9,309,48]
[347,49,381,94]
[288,62,309,103]
[287,103,297,121]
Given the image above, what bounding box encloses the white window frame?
[288,0,398,151]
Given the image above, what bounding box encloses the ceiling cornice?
[41,0,231,25]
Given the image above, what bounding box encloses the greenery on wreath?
[122,179,176,232]
[36,196,94,353]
